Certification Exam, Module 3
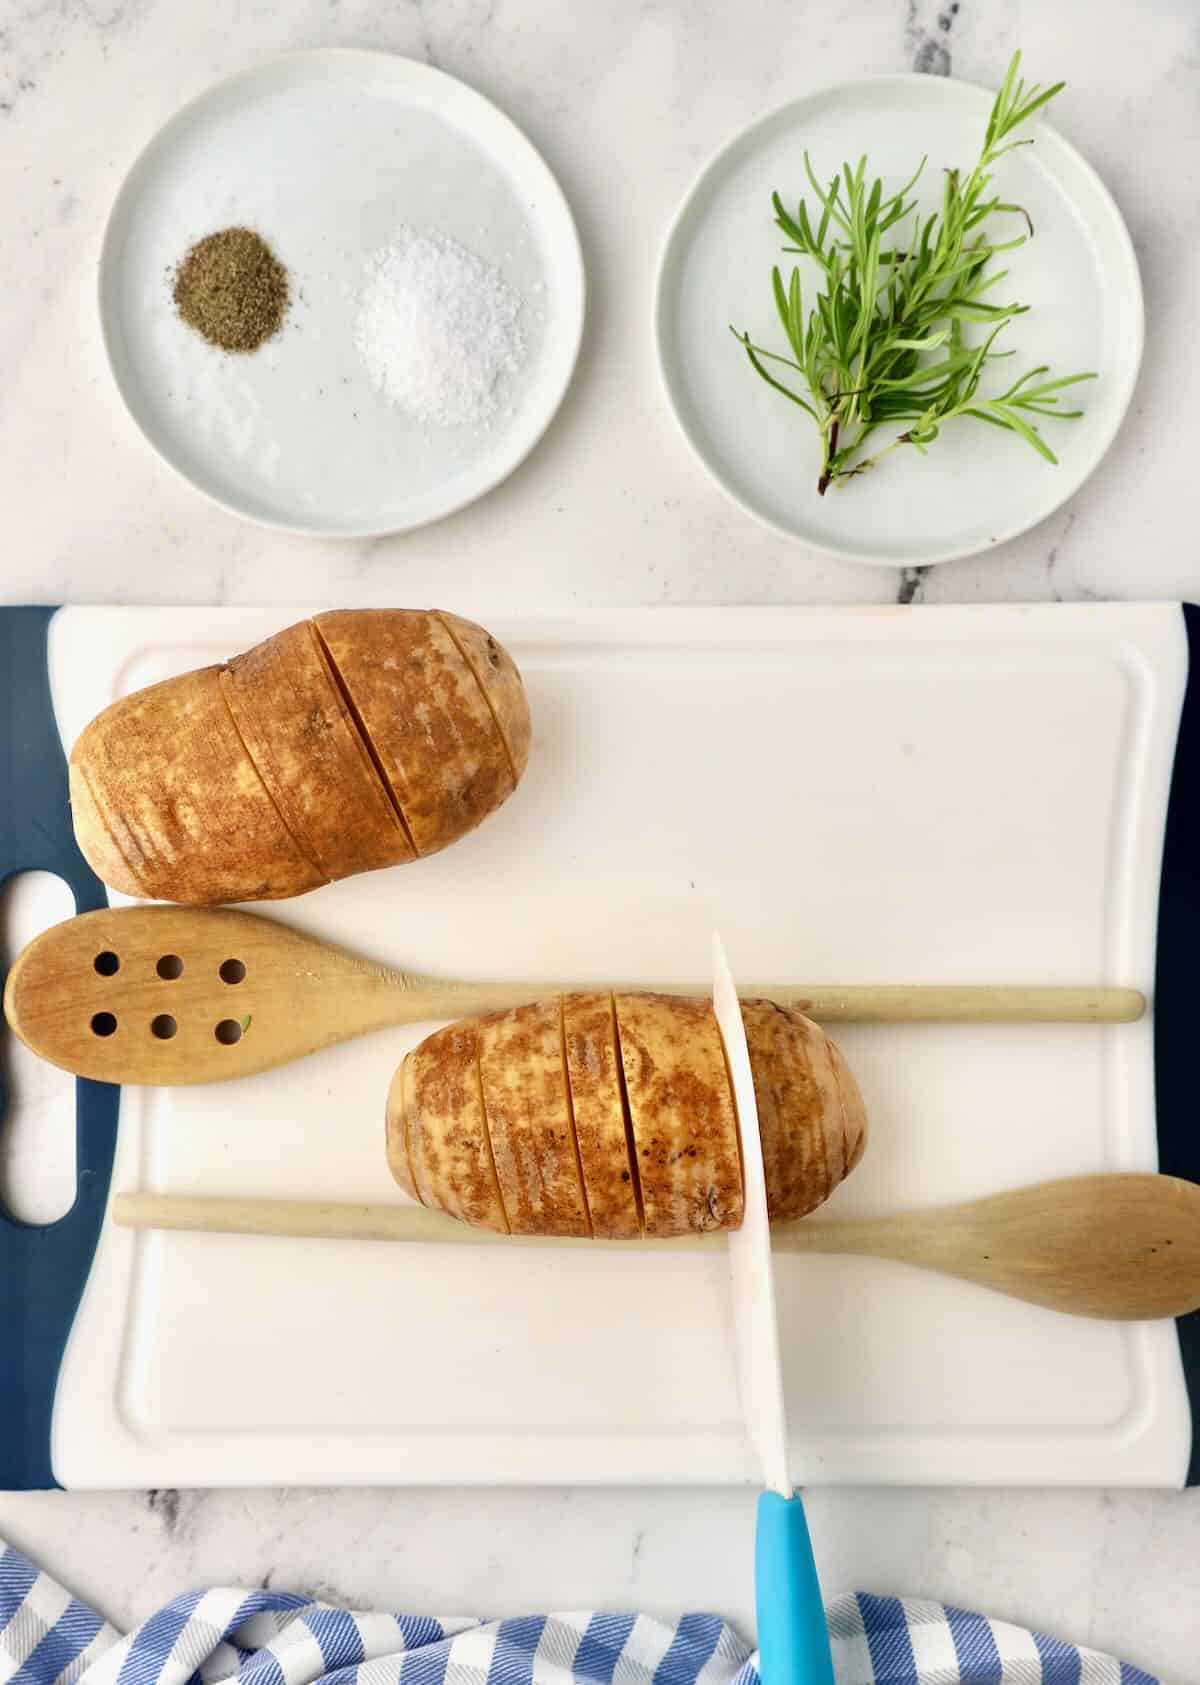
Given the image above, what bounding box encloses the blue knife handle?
[0,606,119,1488]
[755,1490,834,1685]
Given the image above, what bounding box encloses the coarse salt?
[354,227,527,427]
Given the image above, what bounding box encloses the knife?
[712,933,835,1685]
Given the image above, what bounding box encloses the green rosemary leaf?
[731,336,806,374]
[772,267,804,361]
[966,401,1058,461]
[771,193,807,249]
[730,329,820,419]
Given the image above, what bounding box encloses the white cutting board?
[45,604,1192,1488]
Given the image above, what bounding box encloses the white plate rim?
[654,71,1145,569]
[97,47,587,540]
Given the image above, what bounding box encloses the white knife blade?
[712,932,792,1499]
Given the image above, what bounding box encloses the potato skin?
[740,999,868,1222]
[70,665,324,905]
[478,1000,590,1238]
[385,1059,419,1202]
[68,764,146,898]
[390,1022,508,1232]
[313,609,518,859]
[223,620,414,881]
[563,991,641,1239]
[437,611,532,783]
[70,610,529,904]
[613,992,744,1237]
[387,992,867,1240]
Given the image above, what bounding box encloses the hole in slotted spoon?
[215,1019,243,1046]
[156,954,183,980]
[94,951,119,976]
[91,1012,118,1038]
[219,958,246,985]
[151,1014,177,1040]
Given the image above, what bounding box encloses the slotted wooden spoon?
[113,1173,1200,1321]
[4,906,1145,1087]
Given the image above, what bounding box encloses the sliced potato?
[740,999,869,1221]
[613,992,743,1236]
[562,991,641,1239]
[437,610,533,783]
[313,609,516,858]
[222,620,414,880]
[70,666,324,904]
[391,1021,508,1232]
[387,992,867,1239]
[478,999,590,1237]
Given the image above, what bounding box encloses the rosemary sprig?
[730,52,1095,494]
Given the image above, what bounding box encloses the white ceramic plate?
[656,75,1143,567]
[99,51,585,536]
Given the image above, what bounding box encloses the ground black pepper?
[172,227,289,353]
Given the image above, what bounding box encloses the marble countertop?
[1,0,1199,1679]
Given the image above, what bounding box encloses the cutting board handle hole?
[219,959,245,985]
[215,1019,243,1045]
[1,871,77,1225]
[94,950,119,976]
[156,954,183,980]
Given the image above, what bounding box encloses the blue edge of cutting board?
[1,603,1199,1490]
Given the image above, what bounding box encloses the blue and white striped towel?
[0,1539,1157,1685]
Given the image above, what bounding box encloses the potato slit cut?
[479,1001,588,1237]
[835,1048,851,1182]
[716,1017,746,1208]
[558,998,593,1239]
[436,610,532,783]
[613,993,742,1236]
[436,610,519,787]
[310,622,418,857]
[610,995,646,1237]
[811,1027,841,1197]
[474,1039,511,1235]
[297,620,416,866]
[563,992,640,1239]
[216,682,328,882]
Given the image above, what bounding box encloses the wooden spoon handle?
[113,1172,1200,1321]
[112,1193,693,1249]
[401,981,1145,1025]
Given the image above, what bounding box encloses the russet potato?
[70,609,531,905]
[389,992,867,1239]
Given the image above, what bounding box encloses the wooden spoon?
[4,906,1145,1087]
[113,1173,1200,1321]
